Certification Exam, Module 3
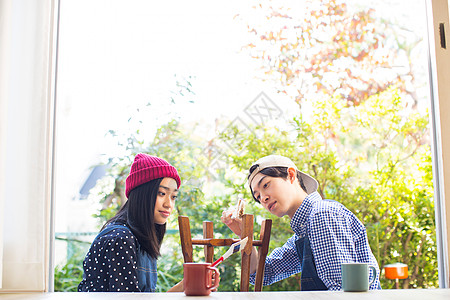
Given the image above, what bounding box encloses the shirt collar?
[290,191,322,235]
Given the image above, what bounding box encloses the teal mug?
[341,262,376,292]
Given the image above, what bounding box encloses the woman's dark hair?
[248,165,307,203]
[103,178,165,259]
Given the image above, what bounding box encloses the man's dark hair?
[248,165,307,203]
[103,178,166,259]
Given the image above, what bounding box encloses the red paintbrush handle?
[211,256,224,267]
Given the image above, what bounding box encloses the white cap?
[248,155,318,194]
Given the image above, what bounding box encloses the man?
[221,154,381,291]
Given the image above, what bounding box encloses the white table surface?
[1,289,450,300]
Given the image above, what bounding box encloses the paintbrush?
[210,237,249,267]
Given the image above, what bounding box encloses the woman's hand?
[221,209,242,237]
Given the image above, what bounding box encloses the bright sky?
[54,0,428,236]
[57,0,266,147]
[54,0,296,234]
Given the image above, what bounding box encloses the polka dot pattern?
[78,223,142,292]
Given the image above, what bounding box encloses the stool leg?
[240,214,253,292]
[203,221,214,263]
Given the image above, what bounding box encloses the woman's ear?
[287,167,297,183]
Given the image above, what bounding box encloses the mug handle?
[368,266,377,287]
[206,266,220,290]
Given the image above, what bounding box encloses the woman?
[78,153,183,292]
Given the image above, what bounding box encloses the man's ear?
[287,167,297,183]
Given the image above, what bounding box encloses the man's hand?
[221,209,242,237]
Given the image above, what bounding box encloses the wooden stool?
[178,214,272,291]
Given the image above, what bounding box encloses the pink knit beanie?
[125,153,181,198]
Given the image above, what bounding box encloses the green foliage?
[61,88,435,291]
[57,89,436,291]
[56,0,436,292]
[95,202,121,225]
[54,244,86,292]
[54,258,84,292]
[155,242,185,292]
[218,87,436,289]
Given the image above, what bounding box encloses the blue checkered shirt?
[250,191,381,290]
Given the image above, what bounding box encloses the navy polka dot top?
[78,222,142,292]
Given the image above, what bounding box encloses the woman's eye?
[263,182,269,188]
[158,191,165,196]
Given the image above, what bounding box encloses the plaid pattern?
[250,192,381,290]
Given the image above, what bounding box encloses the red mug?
[183,263,220,296]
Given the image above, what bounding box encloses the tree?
[57,0,436,291]
[237,0,424,108]
[227,0,435,288]
[218,87,436,289]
